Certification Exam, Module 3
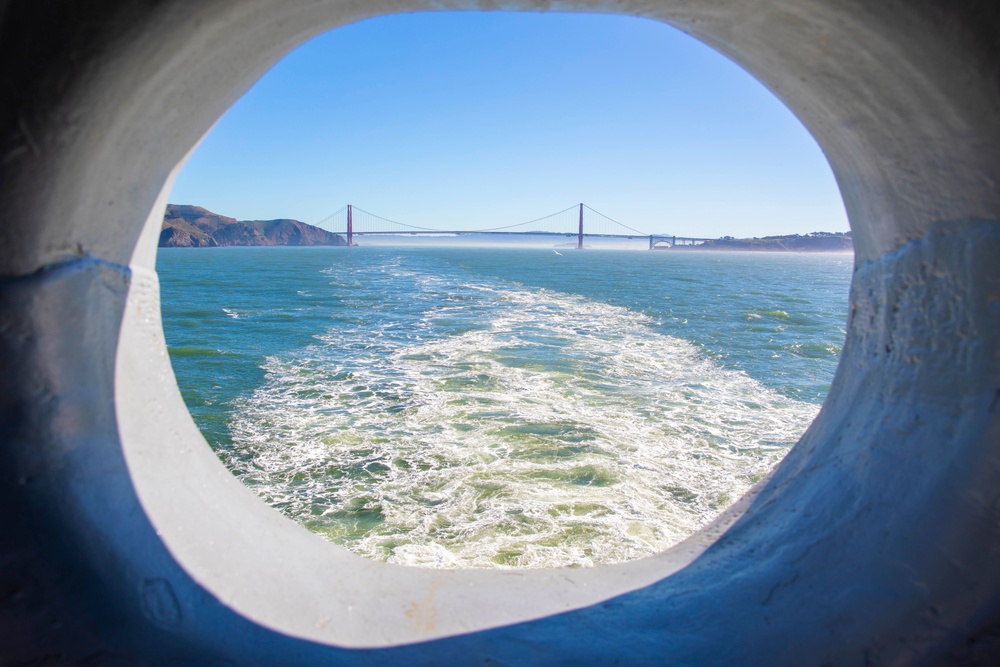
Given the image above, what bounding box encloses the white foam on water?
[225,271,818,569]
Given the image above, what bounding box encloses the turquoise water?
[158,245,852,568]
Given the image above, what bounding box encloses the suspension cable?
[582,204,648,236]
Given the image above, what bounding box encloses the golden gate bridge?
[312,203,713,249]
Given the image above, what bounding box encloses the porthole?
[2,1,998,663]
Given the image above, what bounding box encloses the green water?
[159,245,851,567]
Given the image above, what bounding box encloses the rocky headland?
[160,204,347,247]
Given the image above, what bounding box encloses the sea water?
[158,245,852,568]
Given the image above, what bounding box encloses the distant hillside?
[160,204,347,247]
[669,231,852,252]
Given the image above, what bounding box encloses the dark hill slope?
[160,204,346,247]
[670,232,852,252]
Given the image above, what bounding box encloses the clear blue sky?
[169,12,849,238]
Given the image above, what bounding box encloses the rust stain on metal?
[405,580,444,634]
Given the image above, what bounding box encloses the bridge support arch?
[1,1,998,664]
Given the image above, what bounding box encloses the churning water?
[159,245,851,568]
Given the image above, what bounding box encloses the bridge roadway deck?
[350,230,713,242]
